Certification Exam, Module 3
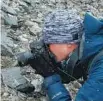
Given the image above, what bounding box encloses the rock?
[19,1,29,12]
[1,27,14,56]
[50,0,56,4]
[2,92,9,97]
[73,81,81,89]
[23,0,31,5]
[19,67,44,92]
[3,13,18,27]
[31,75,44,92]
[1,67,35,93]
[31,0,41,4]
[1,44,13,57]
[29,23,41,35]
[40,96,48,101]
[1,56,15,68]
[25,20,36,27]
[19,35,28,41]
[1,67,27,88]
[1,3,17,15]
[37,13,43,21]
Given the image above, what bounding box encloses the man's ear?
[67,44,78,51]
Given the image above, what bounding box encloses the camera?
[17,40,46,66]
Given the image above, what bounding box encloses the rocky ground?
[1,0,103,101]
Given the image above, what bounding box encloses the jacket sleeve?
[75,55,103,101]
[43,74,72,101]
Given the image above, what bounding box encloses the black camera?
[17,40,46,67]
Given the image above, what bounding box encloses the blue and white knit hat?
[42,9,84,44]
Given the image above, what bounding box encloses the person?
[18,9,103,101]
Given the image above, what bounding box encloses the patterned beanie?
[42,9,84,44]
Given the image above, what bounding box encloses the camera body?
[17,40,45,66]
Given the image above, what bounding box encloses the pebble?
[25,20,36,26]
[23,0,31,4]
[29,23,41,35]
[2,92,9,97]
[73,81,81,89]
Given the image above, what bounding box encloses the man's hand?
[28,52,56,78]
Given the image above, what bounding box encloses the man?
[18,9,103,101]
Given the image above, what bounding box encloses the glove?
[28,50,56,78]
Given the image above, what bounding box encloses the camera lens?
[17,51,33,66]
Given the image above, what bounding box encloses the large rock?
[1,67,27,88]
[3,13,18,27]
[1,44,13,57]
[1,67,35,93]
[1,27,14,56]
[1,3,17,15]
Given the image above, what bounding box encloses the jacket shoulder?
[84,12,103,35]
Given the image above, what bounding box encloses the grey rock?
[1,3,17,15]
[29,23,41,35]
[3,13,18,26]
[1,67,27,88]
[1,27,14,56]
[73,81,81,89]
[1,67,35,93]
[23,0,31,4]
[31,0,41,4]
[20,66,44,92]
[19,1,29,12]
[25,20,36,27]
[2,92,9,97]
[31,75,43,92]
[1,44,13,57]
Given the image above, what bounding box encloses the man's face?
[49,43,78,62]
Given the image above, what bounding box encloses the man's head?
[42,9,83,61]
[49,43,78,61]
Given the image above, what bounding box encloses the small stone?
[31,0,41,3]
[19,35,28,41]
[25,20,36,27]
[37,13,43,19]
[23,0,31,4]
[19,1,29,12]
[2,92,9,97]
[31,75,43,92]
[49,0,56,4]
[29,23,41,35]
[40,96,48,101]
[73,81,81,89]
